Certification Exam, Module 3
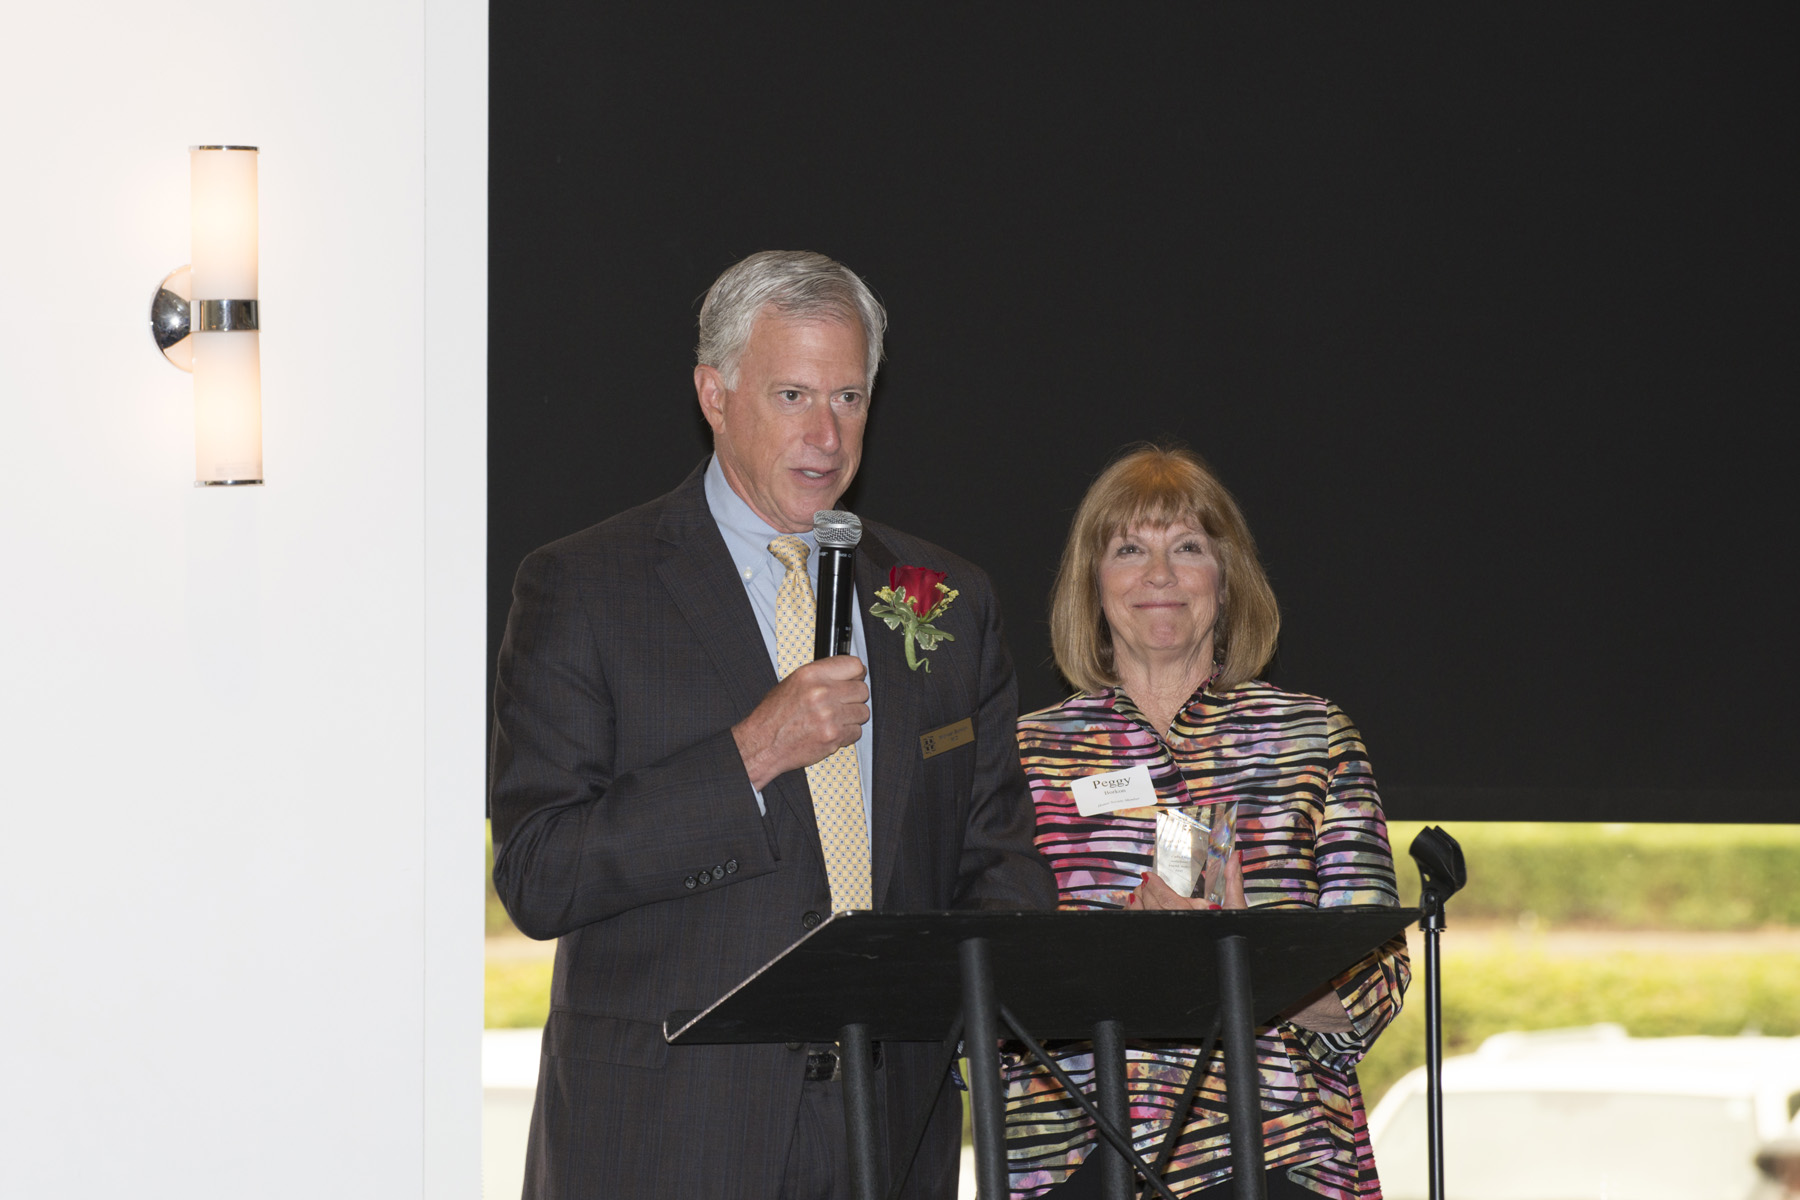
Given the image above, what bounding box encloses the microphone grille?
[813,509,863,549]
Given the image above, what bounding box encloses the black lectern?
[666,908,1413,1200]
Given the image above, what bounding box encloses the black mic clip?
[1409,825,1467,932]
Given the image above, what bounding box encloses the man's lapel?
[653,464,816,846]
[856,530,922,906]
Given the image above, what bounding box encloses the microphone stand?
[1408,826,1466,1200]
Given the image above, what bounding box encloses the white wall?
[0,1,486,1196]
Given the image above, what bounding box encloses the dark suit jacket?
[490,462,1055,1199]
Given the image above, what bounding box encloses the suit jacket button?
[725,859,738,874]
[801,910,822,930]
[714,864,725,878]
[697,869,712,884]
[684,875,697,889]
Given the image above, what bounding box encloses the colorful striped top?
[1004,681,1411,1199]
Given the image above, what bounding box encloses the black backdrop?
[490,4,1797,822]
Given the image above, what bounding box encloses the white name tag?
[1071,765,1158,817]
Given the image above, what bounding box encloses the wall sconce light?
[150,146,262,486]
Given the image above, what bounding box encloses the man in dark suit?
[490,250,1054,1199]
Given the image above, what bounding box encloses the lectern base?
[1043,1164,1318,1200]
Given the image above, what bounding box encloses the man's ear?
[694,364,728,435]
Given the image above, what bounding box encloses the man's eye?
[779,390,802,402]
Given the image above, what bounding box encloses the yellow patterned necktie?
[769,535,872,912]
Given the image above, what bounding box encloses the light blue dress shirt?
[704,455,875,836]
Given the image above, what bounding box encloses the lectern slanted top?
[666,907,1413,1045]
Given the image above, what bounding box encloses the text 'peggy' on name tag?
[1071,764,1159,817]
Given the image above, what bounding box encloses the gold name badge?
[919,717,975,760]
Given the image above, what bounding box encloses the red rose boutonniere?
[870,565,960,672]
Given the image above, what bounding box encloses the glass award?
[1153,801,1237,906]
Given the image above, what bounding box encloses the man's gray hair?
[696,250,887,388]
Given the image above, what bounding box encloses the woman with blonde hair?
[1005,444,1410,1199]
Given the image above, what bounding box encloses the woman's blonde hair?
[1049,444,1280,693]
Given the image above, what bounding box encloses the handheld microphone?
[812,510,862,659]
